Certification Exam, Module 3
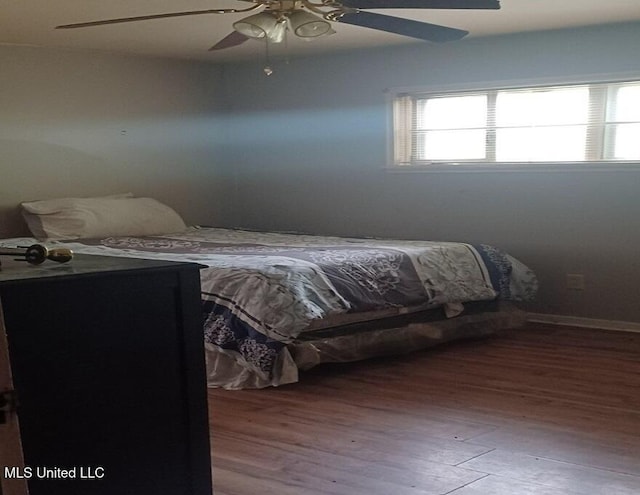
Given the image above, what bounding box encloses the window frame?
[386,73,640,173]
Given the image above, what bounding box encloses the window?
[391,80,640,168]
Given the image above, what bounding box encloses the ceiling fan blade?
[209,31,250,51]
[55,9,233,29]
[340,0,499,9]
[336,11,468,42]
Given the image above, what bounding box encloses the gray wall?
[2,24,638,323]
[0,46,228,237]
[216,22,640,322]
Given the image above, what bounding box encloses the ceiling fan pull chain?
[263,39,274,76]
[284,27,291,66]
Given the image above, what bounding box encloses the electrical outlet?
[566,273,585,290]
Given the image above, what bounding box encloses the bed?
[1,195,538,389]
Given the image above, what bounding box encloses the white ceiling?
[2,1,640,62]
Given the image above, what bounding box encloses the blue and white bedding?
[0,227,537,389]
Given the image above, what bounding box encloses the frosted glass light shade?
[288,10,332,38]
[233,12,282,40]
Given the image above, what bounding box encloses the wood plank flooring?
[207,324,640,494]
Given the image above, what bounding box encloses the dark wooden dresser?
[0,254,213,495]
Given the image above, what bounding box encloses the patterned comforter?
[0,227,537,386]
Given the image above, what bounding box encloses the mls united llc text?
[4,466,105,480]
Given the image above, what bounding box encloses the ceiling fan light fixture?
[233,11,283,41]
[288,10,332,38]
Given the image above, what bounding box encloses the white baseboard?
[527,313,640,333]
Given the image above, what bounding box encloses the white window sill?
[385,161,640,173]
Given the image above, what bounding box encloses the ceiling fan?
[56,0,501,52]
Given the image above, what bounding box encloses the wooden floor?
[207,324,640,494]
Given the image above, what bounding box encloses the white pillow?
[21,195,187,240]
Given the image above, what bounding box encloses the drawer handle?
[0,389,18,425]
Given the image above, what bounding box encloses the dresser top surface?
[0,254,201,284]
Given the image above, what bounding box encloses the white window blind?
[392,80,640,167]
